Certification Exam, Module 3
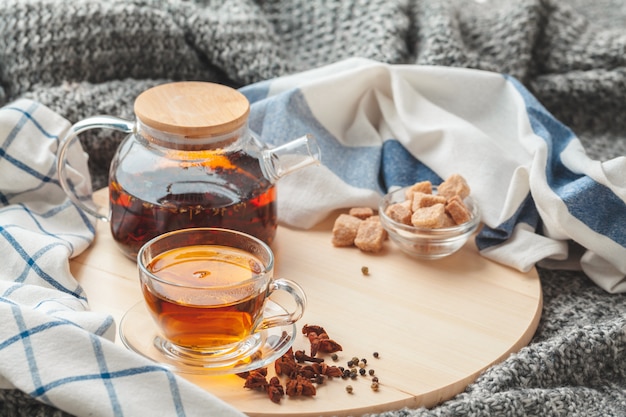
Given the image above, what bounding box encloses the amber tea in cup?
[137,227,306,359]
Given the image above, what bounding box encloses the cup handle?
[258,278,307,331]
[56,116,134,221]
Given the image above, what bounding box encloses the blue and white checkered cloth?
[0,100,245,416]
[1,58,626,416]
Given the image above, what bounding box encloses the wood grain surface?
[69,188,542,417]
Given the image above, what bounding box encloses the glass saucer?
[119,300,296,375]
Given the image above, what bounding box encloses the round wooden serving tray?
[70,188,542,417]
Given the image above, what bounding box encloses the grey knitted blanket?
[1,0,625,416]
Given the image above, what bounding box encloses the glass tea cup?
[136,227,306,362]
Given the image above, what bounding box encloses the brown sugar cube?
[414,193,447,210]
[441,213,457,227]
[411,203,449,228]
[385,200,412,225]
[437,174,470,200]
[365,215,388,239]
[349,207,374,220]
[445,195,472,225]
[331,214,362,247]
[404,180,432,199]
[410,192,427,212]
[354,218,386,253]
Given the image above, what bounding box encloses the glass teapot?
[57,81,321,259]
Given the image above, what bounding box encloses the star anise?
[267,376,284,404]
[323,364,344,378]
[243,369,269,390]
[285,375,316,397]
[240,324,353,403]
[301,324,327,336]
[306,331,343,356]
[275,347,299,378]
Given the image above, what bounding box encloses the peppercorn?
[346,385,353,394]
[359,368,366,376]
[373,352,379,358]
[331,353,338,361]
[358,361,366,369]
[372,376,379,383]
[361,266,369,275]
[369,369,375,376]
[371,381,379,391]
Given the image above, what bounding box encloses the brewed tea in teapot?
[57,81,320,259]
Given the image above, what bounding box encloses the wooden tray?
[70,188,542,417]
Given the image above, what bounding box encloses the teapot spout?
[261,134,321,183]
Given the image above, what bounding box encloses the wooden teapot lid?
[134,81,250,138]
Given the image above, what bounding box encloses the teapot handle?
[57,116,134,222]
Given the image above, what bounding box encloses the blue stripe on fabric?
[0,226,86,299]
[0,103,61,205]
[90,334,123,416]
[16,202,93,251]
[15,204,77,254]
[55,181,97,236]
[9,305,52,405]
[15,243,73,284]
[244,85,450,194]
[5,104,61,140]
[30,365,187,416]
[0,322,49,352]
[476,193,541,248]
[239,80,272,104]
[0,219,87,264]
[0,148,58,186]
[0,148,61,206]
[29,366,161,396]
[1,102,40,151]
[0,303,115,379]
[0,204,95,251]
[24,200,72,219]
[165,368,186,416]
[246,87,387,194]
[1,285,22,300]
[0,309,90,352]
[5,309,187,417]
[380,140,442,191]
[71,200,97,236]
[93,315,115,337]
[504,75,626,247]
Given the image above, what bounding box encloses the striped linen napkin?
[241,58,626,293]
[0,99,245,416]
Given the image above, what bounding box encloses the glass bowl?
[379,186,481,260]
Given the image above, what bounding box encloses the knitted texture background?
[1,0,625,416]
